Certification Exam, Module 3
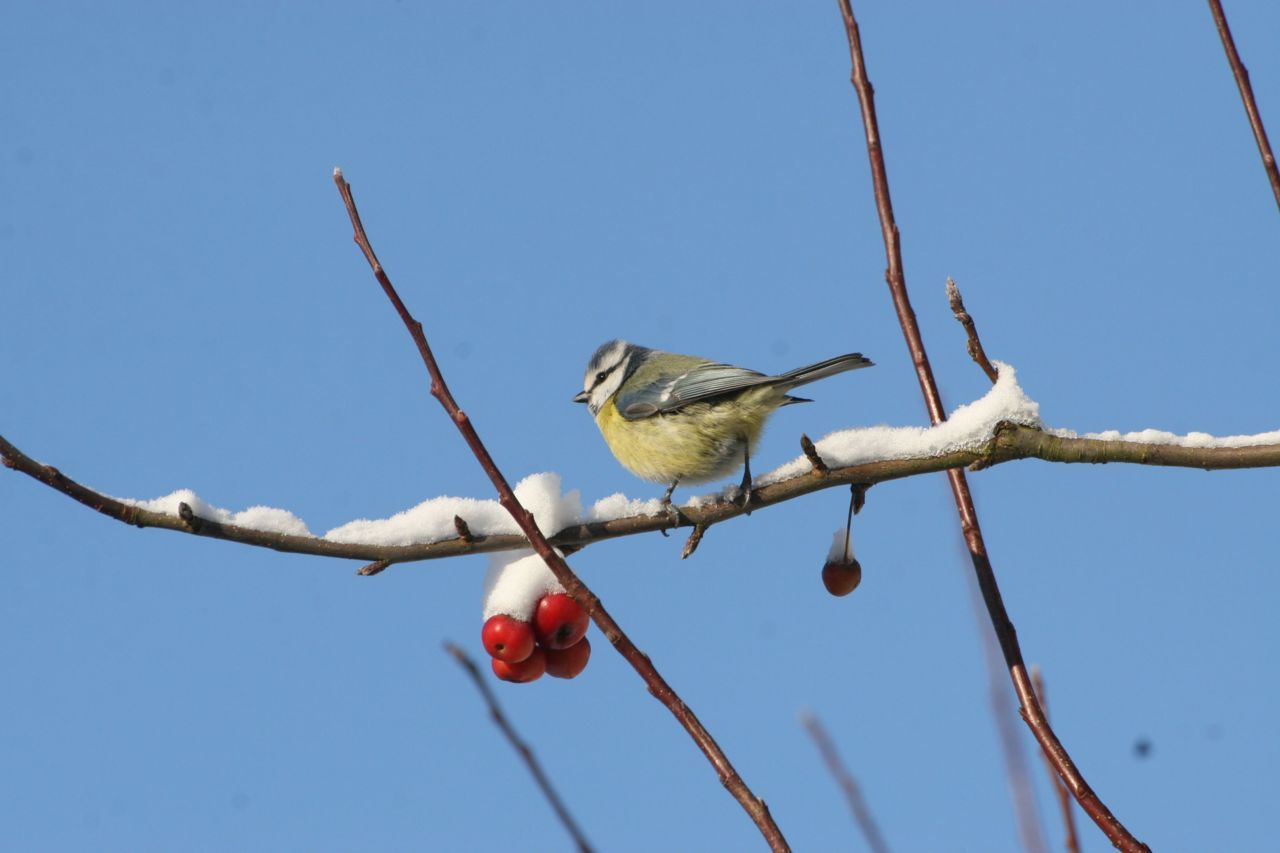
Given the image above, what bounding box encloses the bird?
[573,340,873,513]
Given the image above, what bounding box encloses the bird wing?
[616,362,772,419]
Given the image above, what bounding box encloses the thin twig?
[799,710,890,853]
[1032,667,1082,853]
[332,169,789,852]
[836,4,1148,850]
[4,426,1277,567]
[444,642,595,853]
[946,278,999,384]
[681,523,707,559]
[358,559,391,577]
[800,433,829,474]
[1207,0,1280,212]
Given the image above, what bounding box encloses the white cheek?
[591,369,626,410]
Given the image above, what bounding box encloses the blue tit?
[573,340,873,510]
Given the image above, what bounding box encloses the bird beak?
[572,391,589,404]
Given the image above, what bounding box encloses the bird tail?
[775,353,874,389]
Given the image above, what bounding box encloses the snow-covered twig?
[5,417,1278,567]
[836,3,1146,850]
[330,169,791,852]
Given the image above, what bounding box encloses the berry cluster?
[481,593,592,683]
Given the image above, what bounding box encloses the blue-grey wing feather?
[614,351,873,420]
[617,363,770,419]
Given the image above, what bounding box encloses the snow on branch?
[4,363,1277,569]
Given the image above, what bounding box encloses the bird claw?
[657,479,684,535]
[660,495,682,534]
[736,440,754,515]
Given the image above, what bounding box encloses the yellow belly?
[593,388,786,485]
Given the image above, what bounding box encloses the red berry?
[491,646,546,683]
[481,614,535,663]
[534,593,589,650]
[822,558,862,597]
[545,636,591,679]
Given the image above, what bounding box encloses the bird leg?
[660,478,681,533]
[737,441,753,514]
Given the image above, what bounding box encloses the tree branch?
[444,642,595,853]
[946,278,999,384]
[836,3,1149,850]
[1031,667,1082,853]
[1206,0,1280,213]
[5,425,1277,566]
[948,280,1047,851]
[330,169,790,852]
[799,710,891,853]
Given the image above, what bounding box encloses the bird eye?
[595,371,607,383]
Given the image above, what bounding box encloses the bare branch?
[681,523,707,560]
[1032,667,1082,853]
[800,433,829,474]
[1206,0,1280,213]
[444,642,595,853]
[799,710,891,853]
[836,3,1149,850]
[358,559,391,577]
[969,583,1047,853]
[332,169,790,852]
[946,278,999,384]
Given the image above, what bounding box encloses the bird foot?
[658,480,683,535]
[737,463,754,515]
[660,494,684,534]
[737,442,754,515]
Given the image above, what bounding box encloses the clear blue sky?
[3,3,1278,850]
